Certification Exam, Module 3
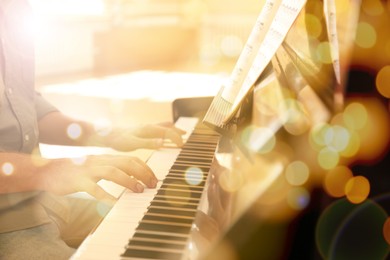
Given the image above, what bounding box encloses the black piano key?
[175,156,213,164]
[153,195,200,205]
[122,248,182,260]
[170,165,210,172]
[136,222,192,235]
[147,207,197,218]
[181,146,215,153]
[150,201,198,210]
[156,188,202,199]
[160,183,204,192]
[132,232,188,242]
[128,239,186,250]
[121,122,220,259]
[178,152,214,159]
[143,214,194,224]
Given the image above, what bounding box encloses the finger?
[91,155,157,188]
[136,124,186,138]
[125,136,164,150]
[130,157,158,188]
[114,157,157,188]
[82,180,117,205]
[158,122,187,135]
[164,128,184,147]
[98,166,145,193]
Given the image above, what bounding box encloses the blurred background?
[28,1,389,258]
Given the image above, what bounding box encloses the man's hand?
[36,154,158,203]
[105,122,186,151]
[38,112,186,150]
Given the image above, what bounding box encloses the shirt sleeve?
[34,91,59,120]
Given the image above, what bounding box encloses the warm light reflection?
[96,201,111,217]
[185,167,203,186]
[310,123,332,150]
[282,99,310,136]
[345,176,370,204]
[30,0,105,16]
[67,123,82,140]
[324,166,353,198]
[316,41,333,64]
[285,161,309,186]
[327,125,350,152]
[376,65,390,98]
[362,0,384,16]
[384,217,390,246]
[241,126,276,154]
[71,156,87,165]
[339,131,360,158]
[355,22,377,49]
[318,147,339,170]
[1,163,14,176]
[218,168,243,193]
[343,102,368,130]
[304,14,322,38]
[287,187,310,210]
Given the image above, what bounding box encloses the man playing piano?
[0,0,185,259]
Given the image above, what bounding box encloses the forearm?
[0,152,48,194]
[38,111,107,147]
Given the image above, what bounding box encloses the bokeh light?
[282,99,310,135]
[384,217,390,246]
[376,65,390,98]
[285,161,310,186]
[355,22,377,49]
[2,163,14,176]
[316,41,333,64]
[316,199,389,260]
[343,102,368,130]
[71,156,87,165]
[96,201,112,217]
[362,0,384,16]
[185,167,204,186]
[67,123,82,140]
[304,14,322,38]
[310,122,332,150]
[287,187,310,210]
[324,166,353,198]
[339,130,360,158]
[241,126,276,154]
[318,147,339,170]
[345,176,370,204]
[218,169,244,193]
[327,125,351,152]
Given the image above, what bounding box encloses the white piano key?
[72,117,204,260]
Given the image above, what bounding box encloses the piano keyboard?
[72,117,220,260]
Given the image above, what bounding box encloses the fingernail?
[136,183,144,192]
[150,178,157,188]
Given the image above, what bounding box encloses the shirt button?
[24,134,30,141]
[7,88,13,95]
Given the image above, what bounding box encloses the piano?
[72,116,222,260]
[69,1,373,259]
